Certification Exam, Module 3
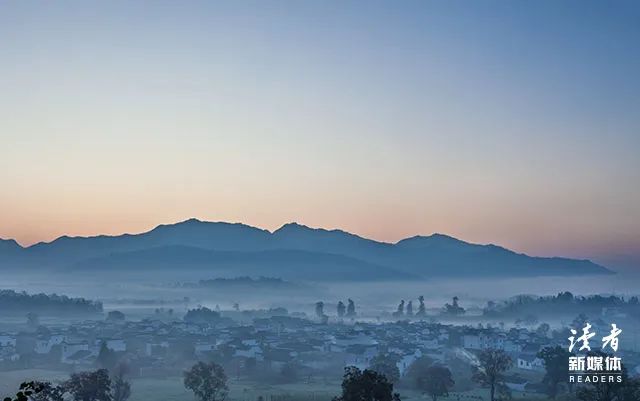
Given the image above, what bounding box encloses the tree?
[243,357,257,377]
[406,301,413,317]
[347,299,356,317]
[369,354,400,384]
[406,356,434,389]
[575,351,629,401]
[333,367,400,401]
[337,301,346,318]
[392,300,405,317]
[96,342,117,370]
[472,349,512,401]
[106,311,125,322]
[65,369,112,401]
[280,362,300,383]
[444,297,465,316]
[536,323,551,338]
[3,381,64,401]
[0,290,102,314]
[617,377,640,401]
[416,296,426,317]
[572,313,589,329]
[111,363,131,401]
[537,346,570,398]
[415,365,454,401]
[576,375,625,401]
[26,312,39,329]
[184,307,220,324]
[315,302,328,324]
[184,362,228,401]
[31,382,65,401]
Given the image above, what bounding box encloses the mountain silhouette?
[71,245,413,281]
[0,218,612,280]
[0,238,22,257]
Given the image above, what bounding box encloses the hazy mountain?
[0,238,23,258]
[25,219,272,263]
[387,235,609,277]
[0,218,612,278]
[71,245,413,281]
[273,225,610,277]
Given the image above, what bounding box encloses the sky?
[0,1,639,268]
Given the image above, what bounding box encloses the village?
[2,305,639,398]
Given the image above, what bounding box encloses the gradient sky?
[1,1,639,267]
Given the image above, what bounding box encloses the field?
[0,370,552,401]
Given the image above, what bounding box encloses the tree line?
[483,292,640,318]
[3,364,130,401]
[5,350,640,401]
[0,290,103,315]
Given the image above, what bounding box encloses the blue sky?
[0,1,638,268]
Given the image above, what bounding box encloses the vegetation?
[368,354,400,384]
[415,365,454,401]
[184,307,221,324]
[106,311,126,322]
[3,368,130,401]
[538,345,571,398]
[392,301,405,317]
[484,292,640,318]
[111,364,132,401]
[0,290,102,315]
[576,369,636,401]
[471,349,512,401]
[26,312,39,329]
[97,342,118,371]
[346,299,356,317]
[65,369,113,401]
[406,357,454,401]
[443,296,465,316]
[406,301,413,316]
[416,296,426,317]
[405,356,434,386]
[315,301,328,324]
[333,366,400,401]
[3,382,55,401]
[280,362,301,383]
[184,361,229,401]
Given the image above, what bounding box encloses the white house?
[235,345,264,360]
[145,341,169,356]
[420,337,440,350]
[106,339,126,352]
[462,334,484,350]
[517,355,544,371]
[35,339,53,354]
[0,335,16,347]
[62,341,89,361]
[194,343,216,355]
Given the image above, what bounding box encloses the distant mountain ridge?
[0,218,612,280]
[71,245,413,281]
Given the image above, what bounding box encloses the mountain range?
[0,219,612,281]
